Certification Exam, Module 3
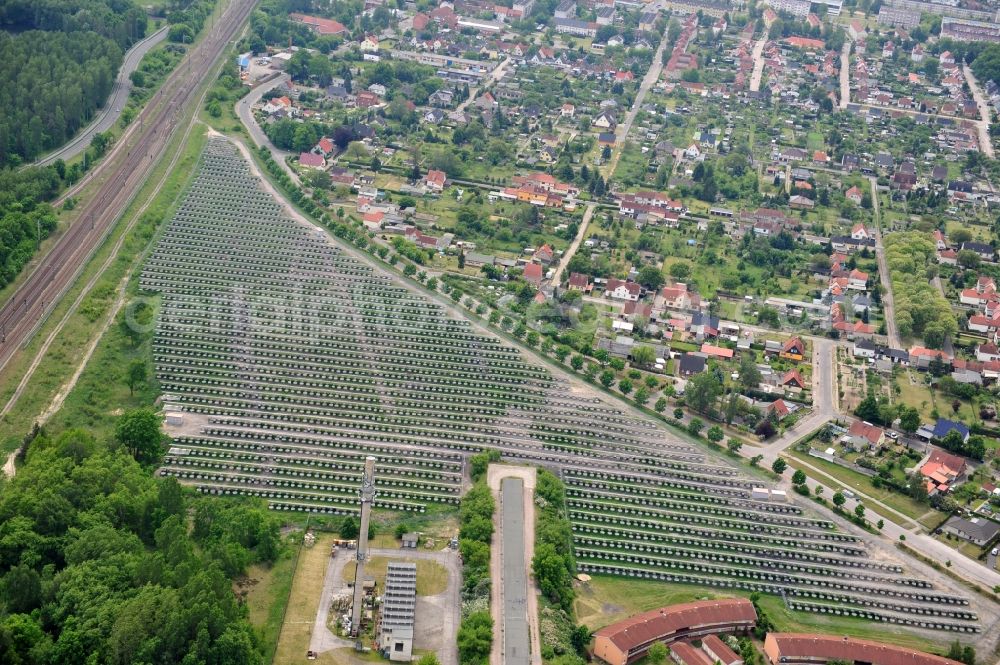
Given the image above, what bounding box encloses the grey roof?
[944,515,1000,544]
[679,353,707,374]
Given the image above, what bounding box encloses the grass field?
[341,557,449,597]
[274,533,341,665]
[239,549,299,661]
[574,575,942,654]
[785,449,942,526]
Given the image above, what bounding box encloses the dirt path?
[0,115,208,481]
[602,28,671,179]
[870,175,901,349]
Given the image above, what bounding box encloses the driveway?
[35,26,170,166]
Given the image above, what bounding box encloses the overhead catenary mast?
[350,456,377,637]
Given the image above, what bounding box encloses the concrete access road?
[35,25,169,167]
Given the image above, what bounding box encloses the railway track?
[0,0,258,373]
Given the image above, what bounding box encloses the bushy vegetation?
[884,231,956,346]
[457,482,495,665]
[0,424,278,664]
[533,470,575,613]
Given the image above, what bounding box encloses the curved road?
[0,0,257,373]
[35,25,170,167]
[235,72,299,183]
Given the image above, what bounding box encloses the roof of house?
[670,642,715,665]
[700,343,734,359]
[593,600,756,652]
[299,152,325,167]
[932,419,970,440]
[782,369,806,387]
[678,353,707,374]
[702,634,741,665]
[943,514,1000,542]
[522,262,543,282]
[927,447,968,473]
[568,272,590,288]
[848,420,884,445]
[764,634,960,665]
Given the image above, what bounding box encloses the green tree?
[771,458,787,475]
[685,372,723,415]
[832,492,846,507]
[115,408,163,465]
[654,397,667,412]
[126,360,147,396]
[792,469,806,485]
[631,345,656,366]
[687,418,704,436]
[727,438,743,454]
[648,642,668,665]
[707,426,724,444]
[738,353,762,390]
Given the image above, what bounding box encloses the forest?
[0,417,279,665]
[0,0,150,166]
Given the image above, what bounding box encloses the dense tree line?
[532,470,575,613]
[0,0,154,165]
[0,31,122,165]
[456,465,494,665]
[0,419,278,664]
[884,232,956,346]
[0,166,62,288]
[0,0,147,48]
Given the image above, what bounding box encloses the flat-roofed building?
[379,563,416,661]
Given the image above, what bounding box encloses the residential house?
[523,262,543,286]
[679,352,707,376]
[605,278,641,301]
[425,169,447,192]
[845,420,885,451]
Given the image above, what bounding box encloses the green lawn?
[574,575,943,654]
[785,449,943,526]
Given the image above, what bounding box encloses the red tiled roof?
[766,634,960,665]
[594,600,757,653]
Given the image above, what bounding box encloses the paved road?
[750,336,838,461]
[457,57,512,113]
[839,40,851,109]
[870,175,901,349]
[550,202,595,285]
[0,0,258,373]
[963,64,995,159]
[602,27,671,179]
[35,26,170,167]
[236,72,299,183]
[748,37,767,92]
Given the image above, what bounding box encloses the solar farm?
[143,137,983,636]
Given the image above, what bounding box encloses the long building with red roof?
[592,599,757,665]
[764,634,962,665]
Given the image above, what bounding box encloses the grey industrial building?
[379,563,417,661]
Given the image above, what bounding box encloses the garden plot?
[141,138,981,635]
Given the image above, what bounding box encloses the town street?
[749,36,767,93]
[550,203,595,285]
[235,72,300,183]
[963,63,995,159]
[870,175,901,349]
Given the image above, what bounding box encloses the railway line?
[0,0,258,373]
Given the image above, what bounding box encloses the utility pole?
[350,456,377,637]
